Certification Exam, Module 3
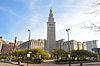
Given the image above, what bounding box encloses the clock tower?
[47,8,56,53]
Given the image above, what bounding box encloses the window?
[49,24,54,26]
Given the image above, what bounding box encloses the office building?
[85,40,98,52]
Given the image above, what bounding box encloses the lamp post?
[14,37,17,50]
[27,29,31,66]
[66,29,71,66]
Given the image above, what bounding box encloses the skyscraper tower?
[47,8,56,53]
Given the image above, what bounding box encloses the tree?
[10,48,50,63]
[51,48,68,61]
[10,49,26,64]
[71,50,97,60]
[0,52,2,59]
[84,1,100,32]
[29,48,50,59]
[84,23,100,32]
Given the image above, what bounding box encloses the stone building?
[19,39,44,49]
[82,42,87,50]
[16,41,24,46]
[62,40,78,51]
[77,42,83,50]
[56,40,87,51]
[56,39,65,48]
[44,39,47,50]
[47,8,56,53]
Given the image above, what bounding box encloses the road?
[22,62,100,66]
[0,60,100,66]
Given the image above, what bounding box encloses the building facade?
[56,40,87,51]
[77,42,83,50]
[1,44,15,55]
[62,40,78,51]
[56,39,65,48]
[82,42,87,50]
[85,40,98,52]
[19,39,44,49]
[0,36,2,52]
[47,8,56,53]
[16,41,24,46]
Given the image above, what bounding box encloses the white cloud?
[56,12,90,32]
[14,0,38,9]
[28,0,38,9]
[0,6,18,16]
[16,14,46,41]
[55,10,100,47]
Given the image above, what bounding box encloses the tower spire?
[48,8,54,22]
[50,7,53,13]
[47,8,56,53]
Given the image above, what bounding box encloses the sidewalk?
[0,61,18,66]
[1,60,100,66]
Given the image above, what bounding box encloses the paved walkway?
[20,62,100,66]
[1,60,100,66]
[9,62,100,66]
[0,62,18,66]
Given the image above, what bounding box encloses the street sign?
[28,52,32,54]
[27,53,30,57]
[68,54,70,58]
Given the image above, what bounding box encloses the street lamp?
[28,29,30,51]
[66,29,71,66]
[27,29,31,66]
[14,37,17,50]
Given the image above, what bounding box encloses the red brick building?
[9,43,14,46]
[1,43,19,55]
[1,44,14,55]
[0,36,19,55]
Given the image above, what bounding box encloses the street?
[1,60,100,66]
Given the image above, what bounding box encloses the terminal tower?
[47,8,56,53]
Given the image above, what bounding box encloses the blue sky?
[0,0,100,47]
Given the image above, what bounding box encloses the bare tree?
[84,23,100,32]
[84,1,100,32]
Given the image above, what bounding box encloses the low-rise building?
[16,41,24,46]
[56,40,87,51]
[82,42,87,50]
[44,39,47,50]
[62,40,78,51]
[77,42,83,50]
[56,39,65,48]
[1,44,18,55]
[19,39,44,49]
[9,43,14,46]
